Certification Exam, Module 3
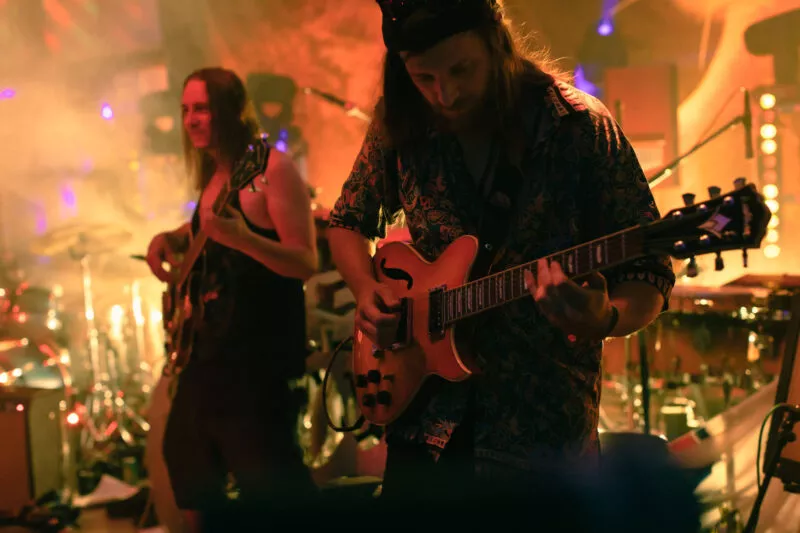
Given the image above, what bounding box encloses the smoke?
[670,0,780,19]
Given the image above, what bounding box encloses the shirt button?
[484,243,493,251]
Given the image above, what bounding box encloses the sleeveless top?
[188,166,307,380]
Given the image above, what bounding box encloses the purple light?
[0,88,15,100]
[61,186,77,208]
[35,206,47,235]
[597,19,614,36]
[276,128,289,153]
[186,200,198,212]
[101,103,114,120]
[574,65,600,97]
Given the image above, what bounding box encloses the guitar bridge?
[428,285,445,337]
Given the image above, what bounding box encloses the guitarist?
[145,68,318,531]
[327,0,676,509]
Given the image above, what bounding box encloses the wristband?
[601,304,619,339]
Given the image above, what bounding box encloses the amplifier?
[0,387,65,515]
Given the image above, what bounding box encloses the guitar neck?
[443,226,646,325]
[173,182,235,288]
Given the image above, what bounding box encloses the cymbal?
[29,223,133,257]
[724,273,800,290]
[671,284,761,298]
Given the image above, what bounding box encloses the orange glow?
[761,139,778,155]
[760,93,777,110]
[760,123,777,139]
[66,412,80,425]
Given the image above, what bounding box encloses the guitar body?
[162,252,207,376]
[352,235,482,425]
[352,183,772,426]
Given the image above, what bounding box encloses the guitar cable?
[321,336,366,432]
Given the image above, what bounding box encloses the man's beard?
[432,93,492,133]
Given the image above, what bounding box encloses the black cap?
[377,0,498,53]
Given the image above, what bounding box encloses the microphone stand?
[647,112,746,187]
[742,408,800,533]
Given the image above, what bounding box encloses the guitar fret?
[443,227,647,327]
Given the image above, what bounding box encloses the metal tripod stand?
[73,248,150,452]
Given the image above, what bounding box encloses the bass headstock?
[643,182,772,268]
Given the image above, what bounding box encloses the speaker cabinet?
[604,64,680,185]
[0,387,65,515]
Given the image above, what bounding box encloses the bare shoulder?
[260,149,309,208]
[259,149,303,190]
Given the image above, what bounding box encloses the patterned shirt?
[329,79,675,473]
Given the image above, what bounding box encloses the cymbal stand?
[72,249,149,454]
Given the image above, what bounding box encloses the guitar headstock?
[229,134,271,191]
[643,183,772,261]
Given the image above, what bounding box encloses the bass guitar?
[162,138,271,376]
[352,182,772,425]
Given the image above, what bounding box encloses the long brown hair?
[377,1,569,151]
[182,67,261,191]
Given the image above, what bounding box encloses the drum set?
[601,278,794,439]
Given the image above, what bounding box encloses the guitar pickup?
[389,297,412,350]
[428,286,445,337]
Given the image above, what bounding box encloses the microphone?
[303,87,372,122]
[743,88,754,159]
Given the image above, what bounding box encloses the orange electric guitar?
[352,182,772,425]
[162,138,271,377]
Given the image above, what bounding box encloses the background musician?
[145,67,318,532]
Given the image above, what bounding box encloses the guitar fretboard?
[442,227,645,325]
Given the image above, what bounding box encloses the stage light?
[275,129,289,153]
[66,412,80,425]
[766,199,780,213]
[761,139,778,155]
[597,19,614,36]
[769,216,779,229]
[760,93,776,110]
[101,103,114,120]
[762,169,778,182]
[0,88,15,99]
[761,123,778,139]
[764,244,781,258]
[16,404,24,412]
[767,229,780,243]
[763,184,779,199]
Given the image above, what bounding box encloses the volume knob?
[376,391,392,405]
[362,394,376,407]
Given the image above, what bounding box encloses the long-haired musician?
[327,0,676,509]
[145,67,318,531]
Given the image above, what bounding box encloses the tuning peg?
[686,256,699,277]
[734,177,746,190]
[681,193,695,207]
[708,186,721,198]
[715,251,724,271]
[742,249,749,268]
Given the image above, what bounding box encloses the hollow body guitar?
[352,184,771,425]
[161,139,271,376]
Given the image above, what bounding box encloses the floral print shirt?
[329,80,675,472]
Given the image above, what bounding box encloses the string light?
[758,89,781,258]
